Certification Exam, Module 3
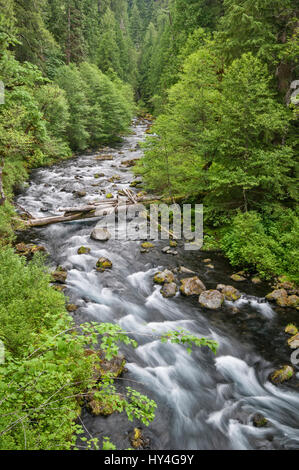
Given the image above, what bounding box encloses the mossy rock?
[219,285,241,302]
[77,246,91,255]
[154,269,175,285]
[141,242,154,249]
[169,240,178,247]
[253,413,268,428]
[129,428,149,449]
[51,267,67,284]
[285,324,298,336]
[270,365,294,384]
[231,274,246,282]
[106,193,113,199]
[96,257,112,272]
[66,304,78,312]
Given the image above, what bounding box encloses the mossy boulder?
[266,287,299,308]
[96,257,112,272]
[199,290,224,310]
[252,413,268,428]
[180,277,206,296]
[285,324,298,336]
[106,193,113,199]
[141,242,155,253]
[251,277,262,285]
[66,304,78,312]
[287,295,299,308]
[270,365,294,384]
[129,428,149,449]
[169,240,178,248]
[51,266,67,284]
[161,282,177,298]
[15,242,46,260]
[231,274,246,282]
[218,285,241,301]
[77,246,91,255]
[154,269,175,285]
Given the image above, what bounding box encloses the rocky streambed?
[15,118,299,450]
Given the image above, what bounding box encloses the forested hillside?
[136,0,299,281]
[0,0,298,451]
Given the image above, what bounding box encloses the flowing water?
[16,119,299,450]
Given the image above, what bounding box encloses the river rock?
[51,266,67,284]
[288,333,299,349]
[266,289,289,307]
[199,290,224,310]
[252,413,268,428]
[74,190,86,198]
[15,242,46,259]
[91,227,111,241]
[179,266,195,274]
[96,257,112,272]
[270,365,294,384]
[161,282,177,298]
[180,277,206,296]
[129,428,149,449]
[154,270,175,285]
[66,304,78,312]
[251,277,262,285]
[287,295,299,308]
[217,285,241,301]
[141,242,155,252]
[285,324,298,336]
[231,274,246,282]
[77,246,91,255]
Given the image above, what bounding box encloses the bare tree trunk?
[66,3,71,65]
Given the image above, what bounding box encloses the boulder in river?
[199,290,224,310]
[96,257,112,272]
[230,274,246,282]
[66,304,78,312]
[15,242,46,260]
[288,333,299,349]
[129,428,149,449]
[252,413,268,428]
[270,365,294,384]
[51,266,67,284]
[180,277,206,296]
[77,246,91,255]
[179,266,195,274]
[154,270,175,285]
[141,242,155,253]
[265,289,298,308]
[285,324,298,336]
[91,227,111,242]
[217,285,241,301]
[161,282,177,298]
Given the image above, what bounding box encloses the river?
[16,119,299,450]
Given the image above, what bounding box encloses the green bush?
[221,210,299,281]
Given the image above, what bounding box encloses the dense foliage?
[136,0,299,280]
